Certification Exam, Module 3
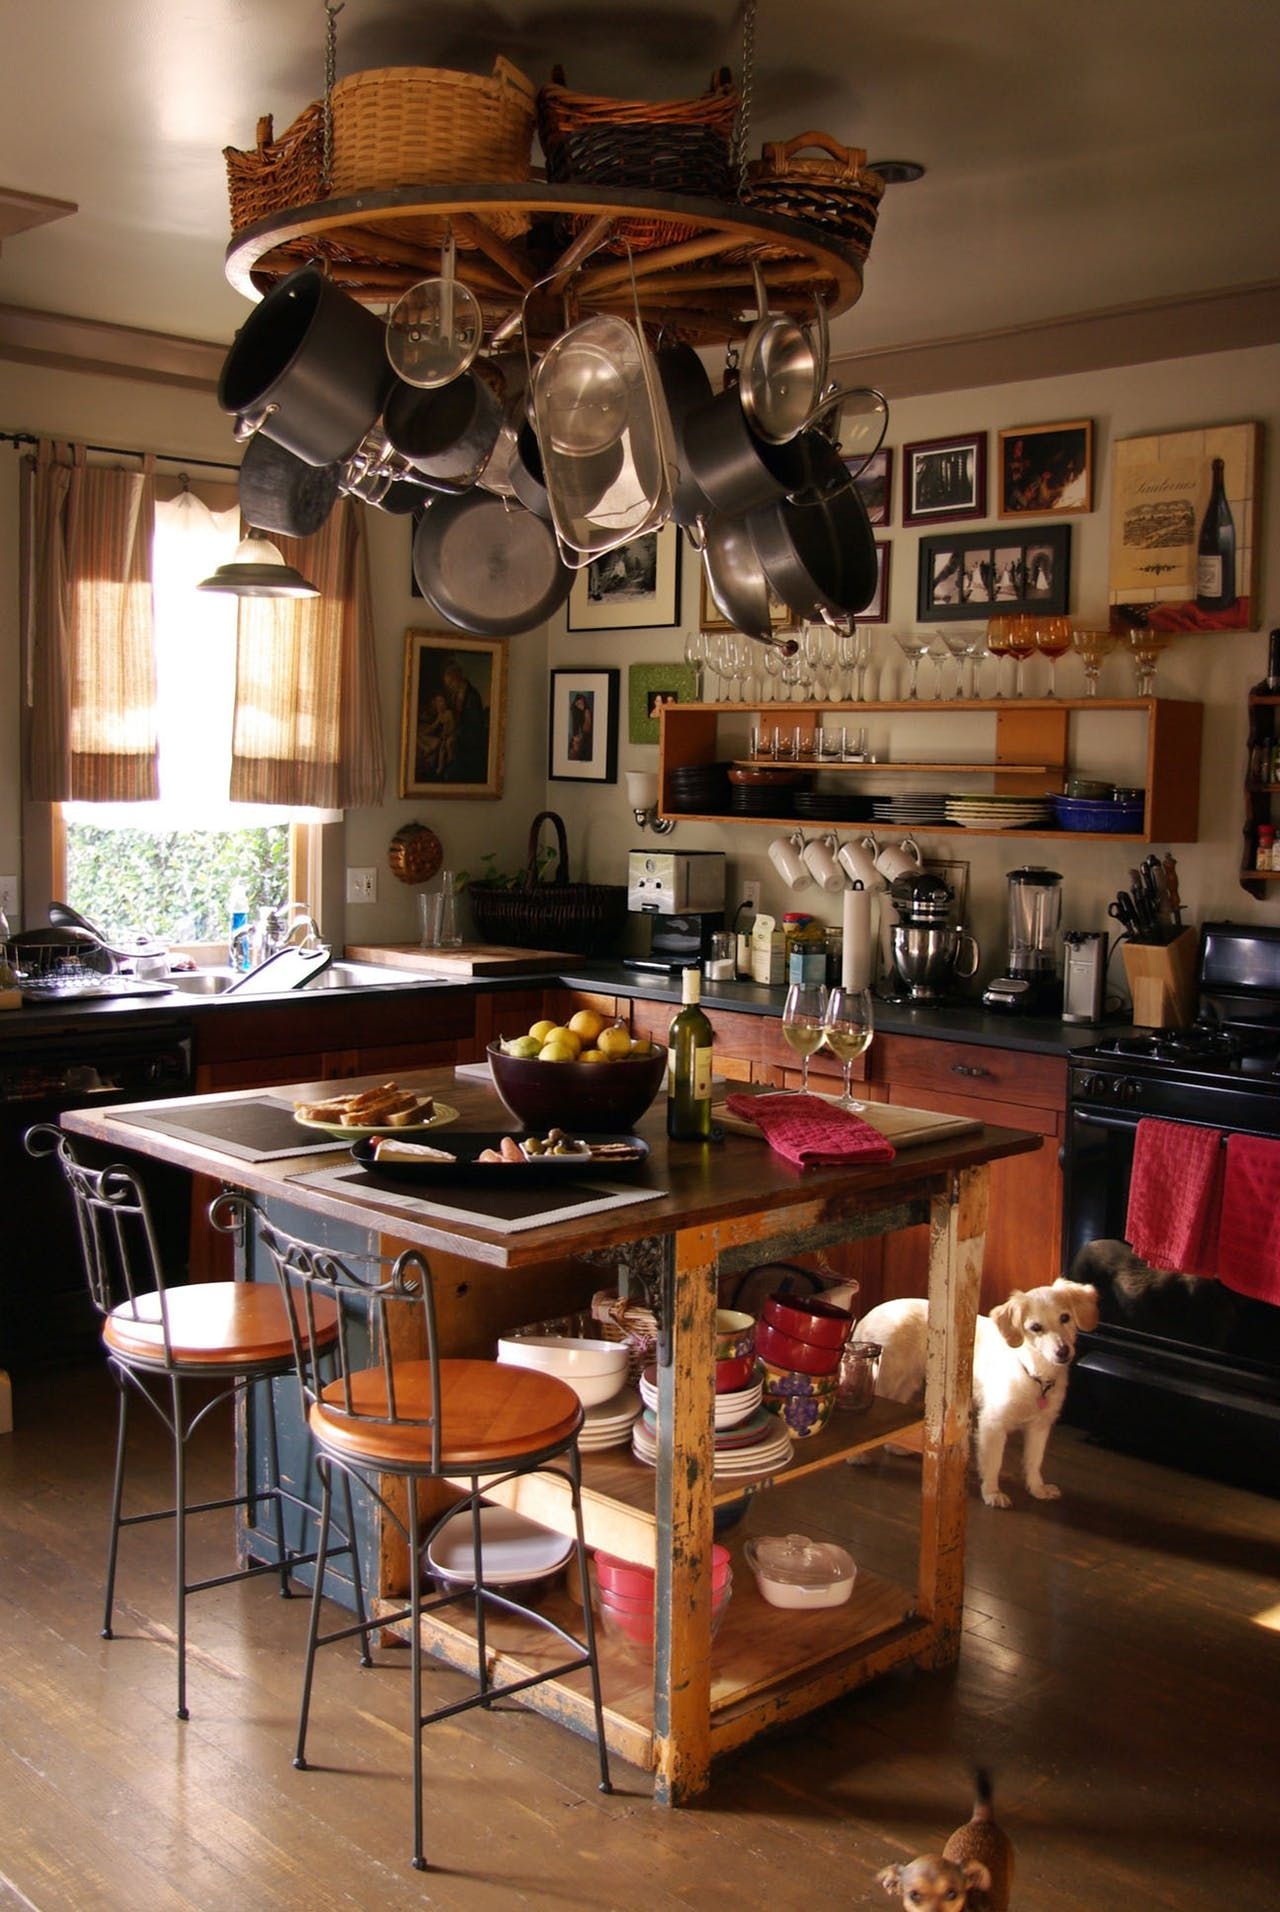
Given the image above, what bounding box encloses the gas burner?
[1101,1024,1247,1068]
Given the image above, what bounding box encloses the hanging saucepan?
[738,263,829,446]
[682,384,812,518]
[412,490,574,638]
[218,266,395,468]
[746,431,880,622]
[509,421,554,522]
[653,340,715,531]
[238,433,341,538]
[475,352,531,501]
[384,370,503,493]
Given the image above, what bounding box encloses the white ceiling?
[1,0,1278,363]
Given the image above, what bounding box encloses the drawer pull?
[950,1062,991,1079]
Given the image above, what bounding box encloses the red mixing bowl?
[761,1290,855,1350]
[754,1319,844,1377]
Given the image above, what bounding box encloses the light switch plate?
[346,867,377,903]
[741,879,762,913]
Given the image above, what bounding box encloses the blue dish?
[1052,795,1145,834]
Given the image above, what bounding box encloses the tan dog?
[878,1770,1014,1910]
[857,1279,1099,1507]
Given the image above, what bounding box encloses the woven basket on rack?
[739,131,886,263]
[465,811,628,957]
[537,66,738,253]
[590,1290,659,1384]
[328,59,537,245]
[224,105,327,236]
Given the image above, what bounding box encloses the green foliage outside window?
[64,824,290,944]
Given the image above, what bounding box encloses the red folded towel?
[724,1092,896,1169]
[1215,1133,1280,1305]
[1125,1117,1222,1277]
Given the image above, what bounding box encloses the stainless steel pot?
[891,923,981,1001]
[384,369,502,491]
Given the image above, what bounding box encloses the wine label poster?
[1108,422,1261,632]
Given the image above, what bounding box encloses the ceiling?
[1,0,1278,372]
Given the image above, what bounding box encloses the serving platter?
[349,1130,649,1186]
[294,1102,459,1140]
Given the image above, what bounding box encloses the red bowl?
[595,1545,731,1601]
[754,1319,844,1377]
[715,1353,758,1394]
[761,1291,855,1350]
[598,1581,732,1647]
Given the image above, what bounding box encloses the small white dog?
[856,1280,1099,1507]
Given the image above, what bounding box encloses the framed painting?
[854,541,891,623]
[917,525,1071,621]
[902,433,986,525]
[998,419,1094,516]
[399,630,506,800]
[847,447,893,527]
[548,667,620,783]
[1108,421,1262,633]
[628,662,699,744]
[566,524,681,630]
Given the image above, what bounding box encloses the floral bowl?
[758,1360,840,1399]
[762,1388,837,1438]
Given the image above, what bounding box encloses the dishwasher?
[0,1019,194,1373]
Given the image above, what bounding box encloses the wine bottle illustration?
[1196,456,1236,610]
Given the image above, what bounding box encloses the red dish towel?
[724,1092,896,1169]
[1125,1117,1222,1277]
[1215,1134,1280,1305]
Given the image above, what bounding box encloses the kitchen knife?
[1162,854,1183,928]
[1128,869,1157,937]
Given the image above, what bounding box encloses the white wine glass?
[821,986,875,1109]
[781,982,829,1094]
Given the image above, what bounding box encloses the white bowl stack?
[497,1333,630,1408]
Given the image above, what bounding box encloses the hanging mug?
[837,835,882,890]
[875,837,923,884]
[768,832,811,891]
[801,833,844,893]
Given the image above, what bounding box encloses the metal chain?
[322,1,343,193]
[733,0,758,196]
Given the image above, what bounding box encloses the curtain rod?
[0,428,239,475]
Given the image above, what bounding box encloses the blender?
[982,867,1063,1012]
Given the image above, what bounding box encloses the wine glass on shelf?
[1032,616,1073,697]
[682,627,706,701]
[821,987,875,1110]
[930,627,969,699]
[781,983,829,1094]
[1127,623,1173,696]
[890,629,934,700]
[988,613,1034,697]
[985,615,1012,697]
[1070,626,1116,697]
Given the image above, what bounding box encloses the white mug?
[875,836,924,884]
[801,833,844,893]
[768,832,811,891]
[837,835,882,890]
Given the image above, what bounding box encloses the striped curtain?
[23,442,159,801]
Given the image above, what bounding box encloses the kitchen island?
[63,1066,1038,1803]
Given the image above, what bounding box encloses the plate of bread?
[292,1080,457,1138]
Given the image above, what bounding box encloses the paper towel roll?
[842,885,874,992]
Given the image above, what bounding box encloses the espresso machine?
[624,849,726,973]
[983,866,1063,1012]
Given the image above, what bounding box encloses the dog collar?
[1019,1360,1057,1405]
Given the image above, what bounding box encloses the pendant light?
[197,530,320,598]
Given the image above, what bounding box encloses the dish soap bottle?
[667,964,714,1140]
[228,879,251,971]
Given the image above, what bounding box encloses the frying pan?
[746,431,879,621]
[412,490,574,637]
[238,433,341,539]
[653,341,714,529]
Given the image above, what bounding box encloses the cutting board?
[712,1096,982,1150]
[345,943,577,976]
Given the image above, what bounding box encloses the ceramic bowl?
[744,1534,856,1609]
[497,1333,629,1408]
[486,1040,666,1132]
[761,1290,855,1350]
[758,1359,840,1399]
[754,1319,844,1377]
[714,1310,756,1362]
[762,1388,837,1439]
[598,1579,732,1647]
[595,1545,731,1601]
[715,1352,758,1394]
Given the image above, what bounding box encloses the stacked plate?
[870,792,950,825]
[945,794,1054,829]
[578,1384,642,1452]
[638,1365,762,1430]
[793,790,876,822]
[424,1504,573,1589]
[727,763,811,818]
[630,1408,793,1479]
[668,761,732,813]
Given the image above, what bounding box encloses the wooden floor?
[1,1361,1278,1910]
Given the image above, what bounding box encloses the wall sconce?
[626,770,675,835]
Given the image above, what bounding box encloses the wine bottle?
[667,965,714,1141]
[1195,456,1236,610]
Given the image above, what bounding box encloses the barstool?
[212,1194,613,1873]
[25,1124,350,1720]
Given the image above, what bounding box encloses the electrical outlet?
[346,866,377,904]
[741,879,762,913]
[0,876,16,920]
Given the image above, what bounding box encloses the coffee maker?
[624,849,726,973]
[983,866,1063,1012]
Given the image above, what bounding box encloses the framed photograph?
[548,667,620,783]
[1108,421,1262,633]
[917,525,1071,622]
[566,524,681,631]
[848,447,893,527]
[854,541,891,623]
[999,420,1094,516]
[399,630,507,799]
[902,433,986,525]
[628,662,699,744]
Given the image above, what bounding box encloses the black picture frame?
[847,447,893,527]
[548,667,620,783]
[917,525,1072,622]
[902,433,987,525]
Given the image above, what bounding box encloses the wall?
[547,342,1280,982]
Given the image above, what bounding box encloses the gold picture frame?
[1108,421,1262,633]
[399,630,507,800]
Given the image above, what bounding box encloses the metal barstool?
[25,1124,357,1719]
[212,1194,613,1873]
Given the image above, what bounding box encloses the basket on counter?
[224,104,327,235]
[537,65,739,252]
[465,811,627,957]
[739,131,885,263]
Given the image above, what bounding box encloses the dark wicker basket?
[465,811,627,956]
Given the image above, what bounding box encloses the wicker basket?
[465,811,627,957]
[328,59,537,246]
[224,105,326,236]
[537,66,738,253]
[740,131,885,264]
[591,1290,659,1384]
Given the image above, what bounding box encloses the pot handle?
[233,401,278,443]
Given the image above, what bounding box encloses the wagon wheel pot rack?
[223,184,866,348]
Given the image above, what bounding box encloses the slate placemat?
[289,1161,666,1234]
[117,1096,352,1161]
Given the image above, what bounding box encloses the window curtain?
[229,495,384,809]
[22,441,159,801]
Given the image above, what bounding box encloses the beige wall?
[2,339,1277,982]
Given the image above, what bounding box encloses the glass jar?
[836,1339,882,1412]
[783,913,825,985]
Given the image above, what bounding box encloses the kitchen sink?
[165,971,238,995]
[164,961,439,996]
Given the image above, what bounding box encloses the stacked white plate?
[638,1366,763,1432]
[578,1384,642,1452]
[424,1504,573,1586]
[945,795,1053,829]
[870,793,950,825]
[631,1407,794,1480]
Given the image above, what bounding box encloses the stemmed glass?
[781,982,829,1094]
[890,629,934,700]
[1128,624,1173,696]
[987,614,1034,697]
[1032,616,1073,697]
[682,627,706,701]
[930,628,969,699]
[821,986,875,1109]
[1070,627,1116,697]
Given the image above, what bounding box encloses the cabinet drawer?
[874,1032,1066,1115]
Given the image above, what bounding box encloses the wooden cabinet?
[1241,687,1280,897]
[658,696,1203,843]
[192,986,477,1091]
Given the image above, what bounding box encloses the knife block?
[1121,927,1197,1028]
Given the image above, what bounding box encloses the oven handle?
[1072,1108,1143,1135]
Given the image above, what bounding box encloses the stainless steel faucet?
[250,901,324,968]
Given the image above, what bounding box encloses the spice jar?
[1256,826,1275,872]
[835,1339,882,1412]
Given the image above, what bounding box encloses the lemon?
[538,1038,578,1063]
[629,1036,653,1056]
[544,1025,582,1057]
[578,1047,608,1064]
[528,1018,558,1044]
[503,1035,542,1059]
[597,1024,633,1059]
[568,1008,606,1042]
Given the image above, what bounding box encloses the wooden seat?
[24,1124,348,1722]
[217,1195,612,1874]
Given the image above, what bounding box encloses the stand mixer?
[982,866,1063,1013]
[885,871,981,1002]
